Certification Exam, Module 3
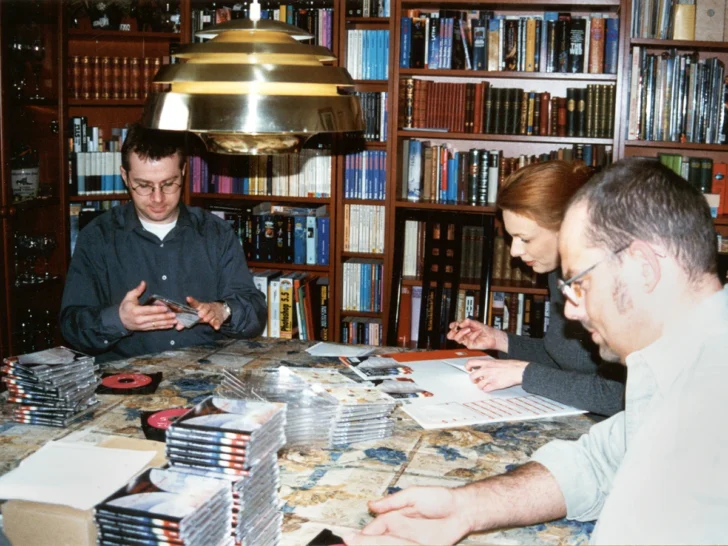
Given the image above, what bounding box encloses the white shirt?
[140,218,177,241]
[531,285,728,545]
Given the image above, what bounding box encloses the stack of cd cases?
[1,346,100,427]
[217,367,398,447]
[95,467,232,546]
[166,397,286,546]
[171,453,282,546]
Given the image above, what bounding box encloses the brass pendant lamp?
[142,1,364,155]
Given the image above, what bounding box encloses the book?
[568,18,586,73]
[252,271,282,337]
[397,286,413,347]
[673,3,697,40]
[604,17,619,74]
[588,17,605,74]
[317,277,330,341]
[306,216,318,265]
[712,162,728,215]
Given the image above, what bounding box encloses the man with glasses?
[60,123,266,362]
[345,159,728,545]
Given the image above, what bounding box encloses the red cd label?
[147,408,189,430]
[101,373,153,389]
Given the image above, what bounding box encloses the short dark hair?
[121,122,187,172]
[570,158,717,282]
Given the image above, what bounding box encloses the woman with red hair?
[447,160,625,416]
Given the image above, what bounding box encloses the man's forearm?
[457,462,567,534]
[60,305,128,354]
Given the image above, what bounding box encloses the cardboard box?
[1,437,165,546]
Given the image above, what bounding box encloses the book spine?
[604,17,619,74]
[588,17,605,74]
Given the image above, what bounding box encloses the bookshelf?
[619,0,728,229]
[0,1,69,358]
[384,0,626,347]
[334,0,394,344]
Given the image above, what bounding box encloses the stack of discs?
[95,468,232,546]
[322,384,398,446]
[217,367,397,448]
[166,397,286,545]
[217,368,337,447]
[1,346,99,427]
[171,453,282,546]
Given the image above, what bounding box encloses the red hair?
[496,160,593,231]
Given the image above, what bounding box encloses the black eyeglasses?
[557,245,630,306]
[130,181,182,196]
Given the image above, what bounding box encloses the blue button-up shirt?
[60,202,267,362]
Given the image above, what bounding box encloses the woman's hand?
[447,318,509,353]
[465,359,529,392]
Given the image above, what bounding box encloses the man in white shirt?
[345,158,728,545]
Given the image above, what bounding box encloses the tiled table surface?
[0,339,596,544]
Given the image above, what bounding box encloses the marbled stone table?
[0,339,597,544]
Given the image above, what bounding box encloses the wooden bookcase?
[618,0,728,233]
[335,3,394,344]
[380,0,627,347]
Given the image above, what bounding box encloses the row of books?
[658,154,715,192]
[192,4,334,49]
[354,91,389,142]
[69,152,124,196]
[346,30,390,80]
[658,155,728,215]
[400,142,612,206]
[69,117,127,153]
[252,270,329,340]
[346,0,390,17]
[397,283,490,349]
[402,221,486,281]
[68,56,161,101]
[344,151,387,200]
[401,79,616,138]
[400,10,618,74]
[340,318,383,346]
[343,204,385,254]
[342,260,384,312]
[68,119,130,196]
[209,204,331,266]
[627,49,727,145]
[491,292,550,338]
[189,151,332,197]
[631,0,728,41]
[403,142,499,205]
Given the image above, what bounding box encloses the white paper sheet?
[0,441,156,510]
[367,356,586,429]
[305,342,375,357]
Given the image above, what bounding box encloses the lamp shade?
[142,19,364,155]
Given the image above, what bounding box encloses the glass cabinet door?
[0,0,67,358]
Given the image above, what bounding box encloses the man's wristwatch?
[217,300,232,324]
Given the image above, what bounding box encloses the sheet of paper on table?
[0,441,156,510]
[348,351,586,429]
[305,342,375,358]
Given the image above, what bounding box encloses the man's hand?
[119,281,177,331]
[465,358,528,392]
[446,318,508,352]
[343,487,473,546]
[187,297,228,331]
